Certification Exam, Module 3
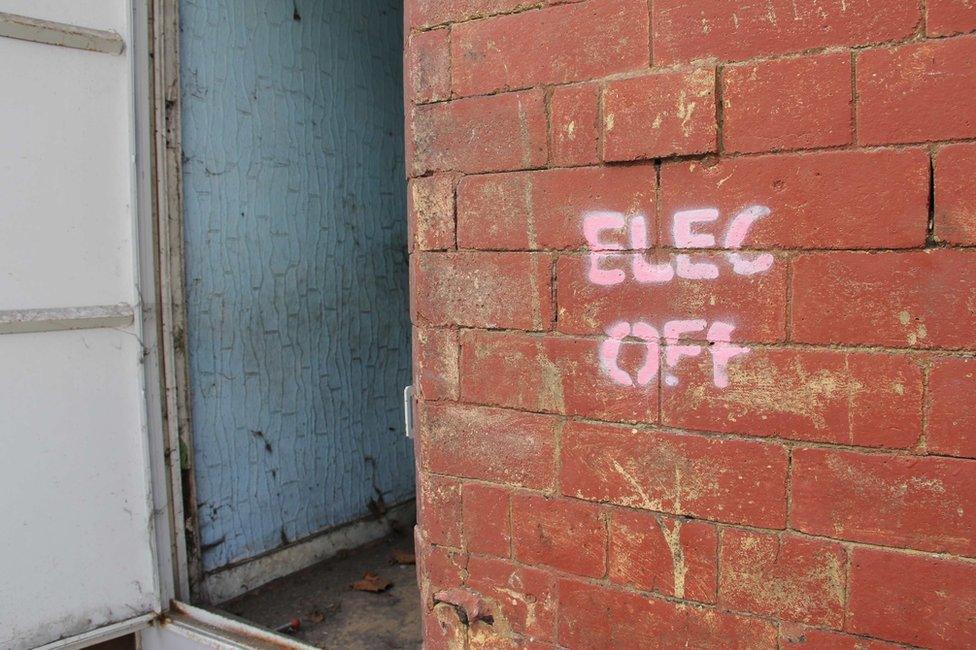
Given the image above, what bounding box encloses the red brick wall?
[404,1,976,647]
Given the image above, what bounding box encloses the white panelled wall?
[0,2,161,648]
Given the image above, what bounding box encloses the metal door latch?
[403,385,415,438]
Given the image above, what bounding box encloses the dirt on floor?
[220,530,422,649]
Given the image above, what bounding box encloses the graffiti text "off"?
[599,319,749,389]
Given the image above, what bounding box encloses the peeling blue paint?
[180,0,412,572]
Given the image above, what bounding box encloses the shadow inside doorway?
[219,528,421,649]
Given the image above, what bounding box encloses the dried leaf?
[307,611,326,624]
[351,571,392,593]
[306,603,340,624]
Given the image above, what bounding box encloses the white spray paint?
[581,206,773,287]
[598,321,660,387]
[598,319,749,388]
[583,206,772,389]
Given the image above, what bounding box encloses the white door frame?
[0,0,179,646]
[145,0,203,602]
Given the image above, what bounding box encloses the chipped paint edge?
[0,11,125,55]
[159,602,318,649]
[0,304,134,335]
[35,614,155,650]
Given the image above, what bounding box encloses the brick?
[928,357,976,458]
[935,143,976,244]
[411,252,552,330]
[558,580,778,649]
[609,510,717,603]
[719,530,845,627]
[603,68,717,161]
[848,548,976,647]
[466,556,557,642]
[561,421,789,527]
[779,624,904,649]
[407,0,535,29]
[466,632,526,650]
[543,338,658,422]
[927,0,976,36]
[526,165,655,249]
[419,474,463,547]
[459,329,659,423]
[462,482,510,556]
[410,90,548,175]
[424,603,468,650]
[662,348,923,449]
[414,528,427,594]
[451,0,649,97]
[653,0,920,65]
[555,254,788,342]
[407,29,451,104]
[659,150,929,249]
[791,448,976,556]
[457,164,656,250]
[457,172,534,250]
[417,537,466,603]
[858,36,976,145]
[413,327,459,400]
[420,402,559,490]
[408,174,456,251]
[723,53,853,154]
[511,494,607,578]
[791,250,976,349]
[550,84,599,166]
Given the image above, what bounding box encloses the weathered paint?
[0,11,125,55]
[0,2,160,646]
[0,304,134,335]
[584,209,762,389]
[179,0,413,572]
[582,208,774,286]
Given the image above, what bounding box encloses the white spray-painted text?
[583,206,774,286]
[585,206,772,388]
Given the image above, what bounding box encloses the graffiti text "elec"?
[584,206,774,287]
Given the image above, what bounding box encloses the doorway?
[173,0,416,644]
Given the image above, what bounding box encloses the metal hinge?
[403,385,415,438]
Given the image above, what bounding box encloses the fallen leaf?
[351,571,392,593]
[392,550,416,565]
[307,603,340,624]
[307,611,326,624]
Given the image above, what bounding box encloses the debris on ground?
[220,531,421,647]
[306,603,340,624]
[274,618,301,635]
[350,571,392,593]
[392,549,416,565]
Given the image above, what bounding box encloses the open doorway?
[166,0,417,645]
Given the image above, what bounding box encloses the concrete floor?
[220,531,422,649]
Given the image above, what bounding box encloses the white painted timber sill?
[0,305,135,335]
[0,11,124,55]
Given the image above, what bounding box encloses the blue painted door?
[180,0,412,572]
